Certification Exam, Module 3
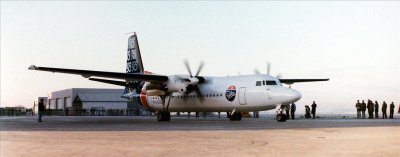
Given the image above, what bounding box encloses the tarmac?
[1,115,399,157]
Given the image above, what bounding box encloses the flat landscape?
[1,115,399,157]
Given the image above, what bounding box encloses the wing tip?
[28,65,37,70]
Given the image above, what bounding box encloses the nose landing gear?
[276,105,288,122]
[276,113,287,122]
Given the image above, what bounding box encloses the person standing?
[361,100,367,119]
[382,101,387,119]
[290,103,296,120]
[355,100,361,119]
[38,99,45,122]
[389,102,395,119]
[311,101,317,119]
[374,101,379,118]
[285,105,290,120]
[367,100,374,119]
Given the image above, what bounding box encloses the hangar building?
[45,88,145,115]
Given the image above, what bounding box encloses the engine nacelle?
[140,75,200,95]
[146,90,166,96]
[165,76,190,93]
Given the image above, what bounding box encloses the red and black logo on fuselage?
[225,85,236,101]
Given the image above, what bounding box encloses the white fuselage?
[145,74,301,112]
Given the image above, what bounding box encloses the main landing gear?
[157,111,170,121]
[157,95,171,122]
[229,111,242,121]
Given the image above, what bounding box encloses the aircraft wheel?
[276,114,287,122]
[165,112,171,121]
[157,112,171,121]
[157,112,163,121]
[229,112,242,121]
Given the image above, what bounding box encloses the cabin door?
[239,87,247,105]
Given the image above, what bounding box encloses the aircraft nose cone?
[288,89,302,102]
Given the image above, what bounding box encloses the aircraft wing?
[28,65,168,83]
[279,79,329,85]
[88,78,128,86]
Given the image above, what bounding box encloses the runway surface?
[1,116,399,157]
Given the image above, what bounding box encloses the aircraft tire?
[276,114,287,122]
[157,112,171,121]
[229,112,242,121]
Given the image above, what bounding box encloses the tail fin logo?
[126,35,142,74]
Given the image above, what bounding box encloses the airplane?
[28,32,329,122]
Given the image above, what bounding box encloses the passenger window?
[256,81,261,86]
[263,80,266,85]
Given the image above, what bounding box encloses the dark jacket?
[374,102,379,113]
[311,103,317,114]
[38,102,45,112]
[356,102,361,111]
[367,101,374,112]
[361,102,367,111]
[291,103,296,112]
[382,102,387,112]
[390,103,395,111]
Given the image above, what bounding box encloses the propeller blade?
[195,61,204,77]
[276,73,282,79]
[184,59,193,77]
[194,85,204,102]
[267,62,271,75]
[254,68,260,74]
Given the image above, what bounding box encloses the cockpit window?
[256,81,261,86]
[266,80,277,85]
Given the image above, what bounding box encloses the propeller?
[267,62,271,75]
[254,62,283,79]
[182,60,206,102]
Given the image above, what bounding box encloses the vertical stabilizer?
[126,32,144,74]
[123,32,145,96]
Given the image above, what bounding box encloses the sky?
[1,1,399,113]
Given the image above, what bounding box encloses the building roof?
[77,93,128,102]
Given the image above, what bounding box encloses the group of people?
[286,101,318,120]
[304,101,318,119]
[355,100,397,119]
